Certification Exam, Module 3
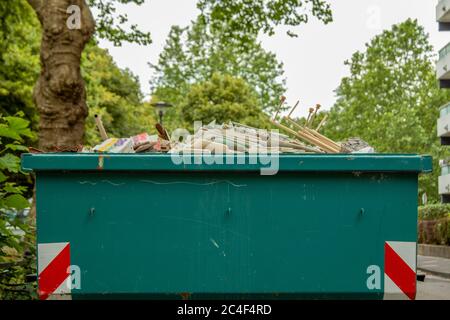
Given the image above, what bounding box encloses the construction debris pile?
[84,98,374,154]
[169,121,318,155]
[30,98,374,155]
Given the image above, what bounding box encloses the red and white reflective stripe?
[38,242,71,300]
[384,241,416,300]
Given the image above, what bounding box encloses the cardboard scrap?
[93,138,134,153]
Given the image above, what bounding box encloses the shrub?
[418,204,450,221]
[180,73,271,130]
[418,216,450,246]
[0,113,37,299]
[435,218,450,246]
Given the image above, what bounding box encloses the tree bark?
[28,0,95,150]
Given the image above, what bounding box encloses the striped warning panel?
[38,242,71,300]
[384,241,416,300]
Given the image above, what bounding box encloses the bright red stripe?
[38,244,70,300]
[385,242,416,300]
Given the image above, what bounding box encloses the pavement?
[418,255,450,279]
[416,274,450,300]
[416,255,450,300]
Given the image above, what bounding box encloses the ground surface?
[416,274,450,300]
[416,255,450,300]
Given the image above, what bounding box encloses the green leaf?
[5,144,29,152]
[3,194,30,210]
[0,154,20,173]
[0,171,6,183]
[4,116,33,139]
[0,124,22,141]
[4,183,26,195]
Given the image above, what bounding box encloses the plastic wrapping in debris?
[352,147,375,154]
[341,138,375,154]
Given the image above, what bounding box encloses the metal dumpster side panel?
[35,167,419,299]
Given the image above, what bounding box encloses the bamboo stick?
[273,96,286,121]
[287,100,300,118]
[300,128,341,153]
[316,114,328,131]
[94,114,108,141]
[305,108,314,126]
[293,128,339,153]
[270,121,324,153]
[286,116,336,147]
[271,120,335,153]
[302,126,341,151]
[295,127,340,153]
[284,117,341,152]
[307,104,321,127]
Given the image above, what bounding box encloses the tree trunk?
[27,0,95,150]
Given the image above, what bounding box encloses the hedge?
[418,218,450,245]
[418,204,450,245]
[418,203,450,221]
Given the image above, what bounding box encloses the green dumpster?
[21,153,432,300]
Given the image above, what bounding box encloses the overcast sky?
[98,0,449,118]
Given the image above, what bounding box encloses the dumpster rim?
[21,153,433,173]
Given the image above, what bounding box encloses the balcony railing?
[440,102,450,117]
[439,42,450,60]
[437,0,450,23]
[443,165,450,176]
[437,42,450,84]
[439,162,450,195]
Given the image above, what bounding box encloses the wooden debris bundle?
[170,121,319,155]
[271,99,348,154]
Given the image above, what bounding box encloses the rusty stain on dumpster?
[97,155,104,170]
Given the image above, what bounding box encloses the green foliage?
[0,116,34,143]
[75,0,334,47]
[151,17,286,128]
[87,0,152,46]
[197,0,332,42]
[0,1,40,132]
[323,19,450,201]
[0,114,36,300]
[435,218,450,245]
[418,204,450,221]
[82,43,156,146]
[0,3,154,148]
[180,73,271,130]
[418,217,450,246]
